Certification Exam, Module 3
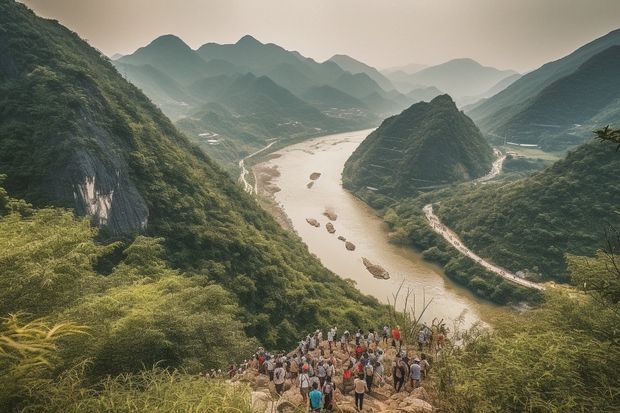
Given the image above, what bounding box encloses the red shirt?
[392,329,401,341]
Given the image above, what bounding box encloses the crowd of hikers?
[222,322,447,412]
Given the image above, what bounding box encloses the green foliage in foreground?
[0,204,259,381]
[433,246,620,413]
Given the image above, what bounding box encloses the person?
[299,366,311,404]
[354,374,369,411]
[392,355,406,392]
[418,329,426,351]
[410,357,421,389]
[392,325,402,350]
[419,353,431,379]
[364,360,374,393]
[382,325,389,345]
[342,365,354,394]
[316,360,327,387]
[308,382,322,412]
[273,362,286,396]
[322,376,334,412]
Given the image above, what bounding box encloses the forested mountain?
[342,95,494,200]
[467,28,620,136]
[384,58,518,104]
[490,46,620,150]
[434,139,620,281]
[0,0,385,365]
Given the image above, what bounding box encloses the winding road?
[238,141,278,195]
[423,151,545,291]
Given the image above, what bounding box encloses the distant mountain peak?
[147,34,192,50]
[236,34,262,46]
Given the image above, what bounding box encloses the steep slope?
[114,62,198,120]
[494,46,620,150]
[328,54,395,92]
[0,0,384,347]
[436,139,620,281]
[392,58,518,103]
[467,28,620,132]
[343,95,494,199]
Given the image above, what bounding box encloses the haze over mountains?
[467,28,620,150]
[114,34,524,171]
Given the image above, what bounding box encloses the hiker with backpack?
[299,365,311,404]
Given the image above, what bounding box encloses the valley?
[2,1,619,412]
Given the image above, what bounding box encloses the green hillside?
[0,0,386,357]
[468,28,620,133]
[343,95,494,201]
[435,139,620,282]
[496,46,620,150]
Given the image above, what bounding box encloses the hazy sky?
[20,0,620,73]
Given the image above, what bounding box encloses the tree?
[594,125,620,151]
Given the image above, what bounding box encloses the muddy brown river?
[257,129,500,327]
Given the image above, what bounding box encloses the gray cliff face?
[56,116,150,236]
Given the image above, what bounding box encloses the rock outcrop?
[362,257,390,279]
[326,222,336,233]
[306,218,320,227]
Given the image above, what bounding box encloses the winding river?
[255,129,499,327]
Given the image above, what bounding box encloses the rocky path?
[423,204,545,291]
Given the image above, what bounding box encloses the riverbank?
[253,155,296,232]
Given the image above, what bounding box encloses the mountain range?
[382,58,520,105]
[114,34,416,170]
[467,28,620,150]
